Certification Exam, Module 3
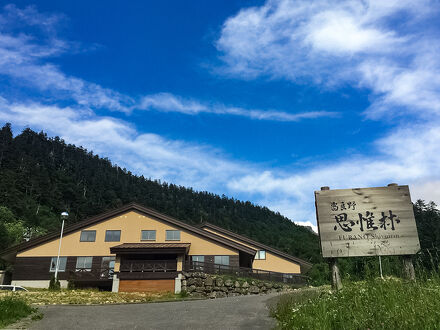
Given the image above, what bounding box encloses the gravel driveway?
[28,293,279,330]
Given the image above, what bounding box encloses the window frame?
[76,256,93,271]
[80,230,96,242]
[165,230,181,241]
[141,230,157,241]
[49,257,67,272]
[191,255,205,263]
[105,230,121,242]
[255,250,266,260]
[214,255,230,266]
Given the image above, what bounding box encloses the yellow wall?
[18,211,238,257]
[203,227,300,274]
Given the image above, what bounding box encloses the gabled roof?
[0,203,256,259]
[199,222,313,271]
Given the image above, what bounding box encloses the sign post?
[315,184,420,288]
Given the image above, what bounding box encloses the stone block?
[187,285,196,293]
[249,286,260,294]
[205,277,213,286]
[215,277,224,287]
[241,281,249,288]
[224,279,233,287]
[234,281,240,288]
[187,278,196,286]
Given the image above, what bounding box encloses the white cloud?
[227,121,440,221]
[0,98,250,190]
[140,92,338,121]
[0,4,134,112]
[0,5,334,122]
[217,0,440,117]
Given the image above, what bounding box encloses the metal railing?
[119,260,177,273]
[184,260,308,285]
[69,267,114,280]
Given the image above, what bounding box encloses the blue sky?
[1,1,440,230]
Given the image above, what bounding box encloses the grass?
[0,295,37,328]
[0,289,194,306]
[272,277,440,329]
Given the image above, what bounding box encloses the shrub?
[49,276,61,291]
[0,295,35,328]
[178,290,189,298]
[67,279,75,290]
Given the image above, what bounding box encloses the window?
[49,257,67,272]
[76,257,93,271]
[165,230,180,241]
[80,230,96,242]
[214,256,230,266]
[255,250,266,260]
[191,256,204,263]
[101,257,116,279]
[105,230,121,242]
[141,230,156,241]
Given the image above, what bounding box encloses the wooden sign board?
[315,185,420,258]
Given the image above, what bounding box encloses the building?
[0,203,311,292]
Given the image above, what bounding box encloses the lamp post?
[54,211,69,280]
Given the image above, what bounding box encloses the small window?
[76,257,93,271]
[191,255,205,263]
[50,257,67,272]
[165,230,180,241]
[141,230,156,241]
[105,230,121,242]
[214,256,230,266]
[80,230,96,242]
[255,250,266,260]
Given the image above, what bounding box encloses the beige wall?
[203,227,300,274]
[18,211,238,257]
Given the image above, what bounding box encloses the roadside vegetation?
[0,289,194,306]
[0,295,40,329]
[272,276,440,329]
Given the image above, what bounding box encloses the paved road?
[29,293,279,330]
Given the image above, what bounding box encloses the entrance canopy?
[110,243,191,255]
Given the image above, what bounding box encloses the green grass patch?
[272,277,440,329]
[0,295,36,328]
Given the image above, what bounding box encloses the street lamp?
[54,211,69,280]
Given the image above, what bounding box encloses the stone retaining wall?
[181,272,294,298]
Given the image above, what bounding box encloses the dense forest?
[1,123,439,283]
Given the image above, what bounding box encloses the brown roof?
[199,222,313,272]
[111,243,191,249]
[0,203,256,259]
[110,243,191,254]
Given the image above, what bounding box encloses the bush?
[0,295,35,328]
[178,290,189,298]
[67,279,75,290]
[49,276,61,291]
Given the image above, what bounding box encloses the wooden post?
[403,255,416,281]
[321,186,343,290]
[386,183,416,281]
[330,258,343,290]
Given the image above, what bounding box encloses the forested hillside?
[0,123,319,263]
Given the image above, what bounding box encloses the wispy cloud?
[0,4,332,123]
[216,0,440,118]
[139,92,338,121]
